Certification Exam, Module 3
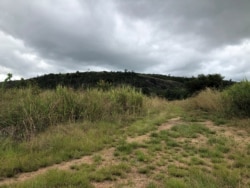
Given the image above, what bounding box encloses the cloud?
[116,0,250,48]
[204,39,250,80]
[0,0,249,81]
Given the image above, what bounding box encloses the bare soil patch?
[127,117,182,144]
[203,120,250,145]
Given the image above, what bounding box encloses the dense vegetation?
[185,80,250,118]
[3,71,233,100]
[0,85,146,140]
[0,74,249,188]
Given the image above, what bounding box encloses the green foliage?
[5,73,13,82]
[2,169,93,188]
[168,165,189,177]
[3,71,233,100]
[0,85,145,140]
[186,168,218,188]
[170,123,213,138]
[89,163,130,181]
[183,80,250,119]
[164,178,187,188]
[223,80,250,117]
[0,73,13,91]
[115,141,139,156]
[96,79,112,91]
[186,74,225,94]
[0,122,116,178]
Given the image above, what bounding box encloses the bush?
[184,88,223,113]
[223,80,250,117]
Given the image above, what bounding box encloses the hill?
[3,71,233,100]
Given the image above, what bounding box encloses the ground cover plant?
[0,81,249,187]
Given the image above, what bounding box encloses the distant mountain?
[3,71,234,100]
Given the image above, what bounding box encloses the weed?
[92,155,103,164]
[2,169,93,188]
[164,178,187,188]
[168,165,189,178]
[170,123,213,138]
[190,157,205,165]
[186,168,218,188]
[115,141,139,156]
[135,150,151,162]
[89,163,130,182]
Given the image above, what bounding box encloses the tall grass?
[182,80,250,119]
[0,86,169,179]
[0,85,145,140]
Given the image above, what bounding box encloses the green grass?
[89,163,131,182]
[1,163,131,188]
[164,178,187,188]
[170,123,215,138]
[0,169,94,188]
[168,165,189,178]
[0,121,119,178]
[1,85,250,187]
[0,85,146,140]
[114,141,140,156]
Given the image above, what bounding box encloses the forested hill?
[3,71,234,100]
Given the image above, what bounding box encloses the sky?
[0,0,250,81]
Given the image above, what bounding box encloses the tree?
[186,74,224,95]
[1,73,13,90]
[4,73,12,82]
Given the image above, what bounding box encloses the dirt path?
[127,117,182,143]
[0,117,182,187]
[203,120,250,147]
[0,147,116,186]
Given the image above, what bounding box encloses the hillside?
[3,71,233,100]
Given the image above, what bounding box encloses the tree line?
[2,71,234,100]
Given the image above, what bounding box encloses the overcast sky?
[0,0,250,81]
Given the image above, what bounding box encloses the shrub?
[184,88,223,113]
[222,80,250,117]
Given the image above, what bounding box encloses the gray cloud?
[117,0,250,47]
[0,0,249,81]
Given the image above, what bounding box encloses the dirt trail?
[0,117,182,187]
[203,120,250,147]
[0,148,115,186]
[127,117,182,143]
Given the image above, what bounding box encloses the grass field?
[0,82,249,187]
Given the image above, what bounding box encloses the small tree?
[1,73,13,90]
[5,73,13,82]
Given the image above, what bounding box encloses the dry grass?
[184,88,223,113]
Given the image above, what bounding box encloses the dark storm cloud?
[0,0,249,81]
[116,0,250,47]
[0,0,157,72]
